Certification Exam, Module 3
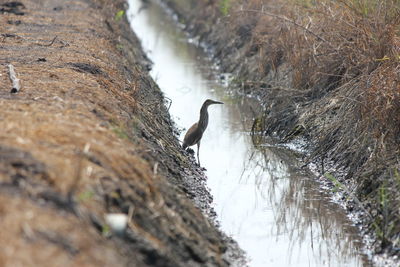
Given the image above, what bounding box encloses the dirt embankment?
[161,0,400,260]
[0,0,239,266]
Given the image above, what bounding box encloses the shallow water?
[127,1,371,266]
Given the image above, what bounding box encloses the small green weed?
[115,10,125,21]
[220,0,231,16]
[78,190,94,202]
[324,172,344,192]
[112,125,129,140]
[102,224,111,236]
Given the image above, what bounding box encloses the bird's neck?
[198,105,209,132]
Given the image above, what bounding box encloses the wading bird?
[182,99,223,165]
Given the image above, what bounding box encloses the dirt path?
[0,0,240,266]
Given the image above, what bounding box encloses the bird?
[182,99,223,165]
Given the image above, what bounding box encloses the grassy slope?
[0,0,231,265]
[164,0,400,257]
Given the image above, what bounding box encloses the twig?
[8,64,21,93]
[164,96,172,111]
[153,162,159,177]
[45,36,58,46]
[128,205,134,224]
[67,143,90,202]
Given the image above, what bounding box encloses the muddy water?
[127,1,371,266]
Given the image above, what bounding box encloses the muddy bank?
[160,0,400,263]
[0,0,241,265]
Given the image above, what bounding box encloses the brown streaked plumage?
[183,99,223,165]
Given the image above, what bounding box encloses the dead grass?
[0,194,123,267]
[237,0,400,253]
[163,0,400,255]
[0,0,229,265]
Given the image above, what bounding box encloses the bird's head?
[204,99,224,106]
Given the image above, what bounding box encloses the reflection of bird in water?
[183,99,223,166]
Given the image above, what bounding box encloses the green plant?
[114,10,125,21]
[78,190,94,202]
[102,224,111,236]
[324,173,344,192]
[116,43,124,50]
[394,169,400,186]
[112,125,129,140]
[379,183,388,208]
[220,0,231,16]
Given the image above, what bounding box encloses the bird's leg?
[197,141,201,166]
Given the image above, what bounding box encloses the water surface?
[127,1,370,266]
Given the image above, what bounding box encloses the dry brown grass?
[223,0,400,252]
[164,0,400,254]
[0,0,229,265]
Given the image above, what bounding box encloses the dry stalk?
[8,64,21,93]
[236,8,335,49]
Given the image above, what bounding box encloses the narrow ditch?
[127,1,373,266]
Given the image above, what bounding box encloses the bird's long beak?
[211,100,224,105]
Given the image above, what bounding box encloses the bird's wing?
[183,122,202,148]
